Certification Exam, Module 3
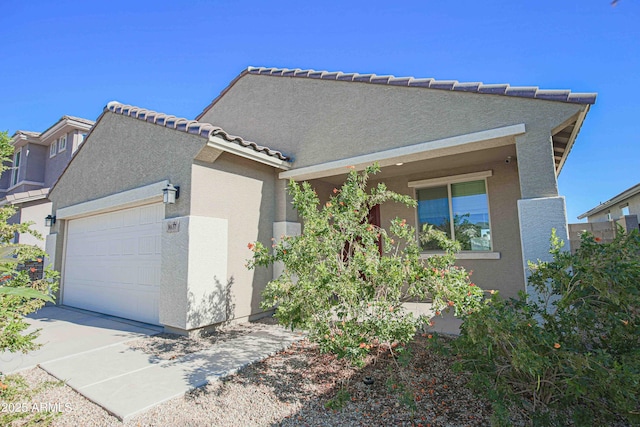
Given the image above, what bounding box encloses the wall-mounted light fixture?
[163,183,180,204]
[45,215,56,227]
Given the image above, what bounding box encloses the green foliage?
[324,388,350,410]
[0,130,58,354]
[455,228,640,426]
[0,373,63,425]
[248,164,483,363]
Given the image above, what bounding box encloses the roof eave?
[207,136,291,170]
[578,183,640,219]
[195,66,597,123]
[556,104,591,176]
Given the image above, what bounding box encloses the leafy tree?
[248,164,483,364]
[0,131,58,354]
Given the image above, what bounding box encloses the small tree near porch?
[247,164,483,364]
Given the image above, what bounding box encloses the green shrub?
[455,229,640,426]
[248,164,483,364]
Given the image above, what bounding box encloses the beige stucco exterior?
[198,74,584,199]
[48,113,201,216]
[189,154,277,321]
[308,145,524,298]
[48,112,282,333]
[46,69,594,334]
[198,73,590,299]
[15,200,52,249]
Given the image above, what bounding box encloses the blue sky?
[1,0,638,221]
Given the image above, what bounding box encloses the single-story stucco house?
[45,66,596,334]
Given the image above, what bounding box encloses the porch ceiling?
[313,144,517,186]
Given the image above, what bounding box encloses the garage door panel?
[63,203,162,325]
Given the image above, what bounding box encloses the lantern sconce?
[45,215,56,227]
[163,183,180,204]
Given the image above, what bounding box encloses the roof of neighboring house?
[0,188,49,206]
[106,101,290,161]
[578,182,640,219]
[11,115,95,146]
[12,130,41,138]
[197,66,597,120]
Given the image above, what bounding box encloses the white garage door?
[63,203,163,325]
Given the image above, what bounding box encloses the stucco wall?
[43,130,74,188]
[49,112,205,218]
[16,200,51,249]
[199,74,584,185]
[375,159,524,299]
[309,152,524,298]
[190,153,277,321]
[24,144,46,184]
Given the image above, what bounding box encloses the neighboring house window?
[410,171,492,251]
[606,211,612,221]
[11,150,20,186]
[50,140,57,157]
[621,205,630,216]
[58,135,67,152]
[73,133,87,153]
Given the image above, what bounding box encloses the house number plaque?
[166,219,180,233]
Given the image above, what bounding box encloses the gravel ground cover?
[2,329,503,427]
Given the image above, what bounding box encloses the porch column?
[515,131,569,302]
[273,178,301,280]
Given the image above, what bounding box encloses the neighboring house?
[46,67,596,334]
[568,182,640,252]
[578,182,640,223]
[1,116,94,249]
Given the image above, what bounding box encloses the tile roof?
[245,67,597,105]
[61,115,95,126]
[105,102,290,161]
[13,116,95,143]
[12,130,41,138]
[1,188,49,206]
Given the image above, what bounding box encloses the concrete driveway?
[0,304,302,421]
[0,305,162,374]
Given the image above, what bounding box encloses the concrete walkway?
[0,305,162,374]
[1,306,303,421]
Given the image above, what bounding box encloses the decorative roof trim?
[106,101,290,163]
[244,67,596,104]
[577,182,640,219]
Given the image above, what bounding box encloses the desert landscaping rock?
[2,331,510,426]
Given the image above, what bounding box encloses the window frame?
[11,150,20,186]
[621,204,630,217]
[409,170,495,255]
[49,140,57,157]
[73,132,88,153]
[58,134,67,152]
